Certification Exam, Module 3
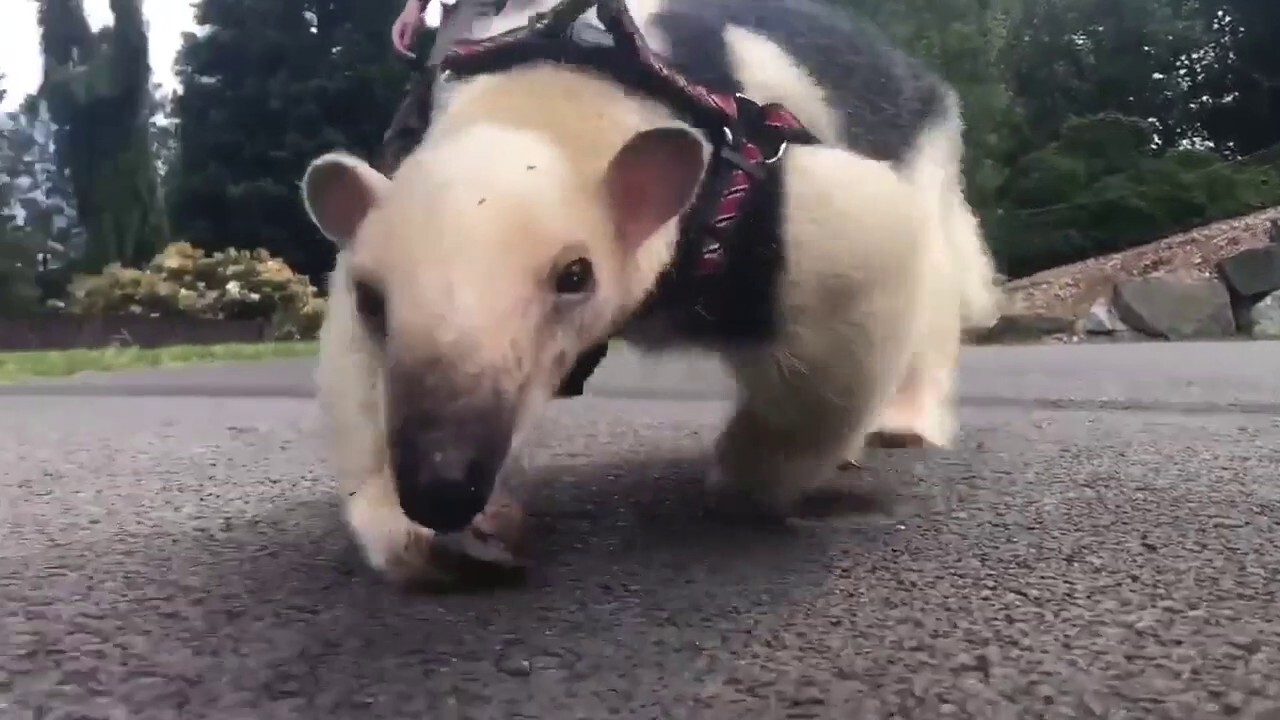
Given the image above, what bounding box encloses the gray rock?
[1217,245,1280,298]
[1082,297,1130,335]
[1246,290,1280,339]
[1111,277,1237,340]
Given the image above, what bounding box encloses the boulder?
[1246,290,1280,339]
[1111,277,1236,340]
[1217,244,1280,299]
[1081,297,1130,335]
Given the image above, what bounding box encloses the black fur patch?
[629,155,788,349]
[648,10,740,98]
[650,0,950,163]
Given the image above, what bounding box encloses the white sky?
[0,0,198,111]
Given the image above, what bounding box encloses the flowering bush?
[67,242,326,339]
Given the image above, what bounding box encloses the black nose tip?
[397,457,492,534]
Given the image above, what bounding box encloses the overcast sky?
[0,0,198,111]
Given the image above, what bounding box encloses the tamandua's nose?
[393,441,494,533]
[390,430,497,533]
[384,359,516,535]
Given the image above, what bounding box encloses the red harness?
[436,0,819,279]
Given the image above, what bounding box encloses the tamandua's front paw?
[345,487,527,591]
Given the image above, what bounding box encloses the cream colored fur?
[315,253,441,583]
[305,3,1000,584]
[449,0,1000,448]
[698,145,932,511]
[865,107,1001,449]
[312,68,701,585]
[713,25,1001,449]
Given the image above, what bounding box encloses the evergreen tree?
[37,0,169,273]
[169,0,408,286]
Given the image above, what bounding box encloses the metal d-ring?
[731,92,790,164]
[761,140,788,164]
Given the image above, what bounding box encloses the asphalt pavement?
[2,341,1279,719]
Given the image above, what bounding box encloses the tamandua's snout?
[300,111,705,541]
[385,365,516,532]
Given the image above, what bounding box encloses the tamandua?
[301,0,1001,588]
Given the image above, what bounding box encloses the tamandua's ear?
[300,151,390,247]
[602,126,709,251]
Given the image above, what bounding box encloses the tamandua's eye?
[554,257,595,295]
[353,280,387,335]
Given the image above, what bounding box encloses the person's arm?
[391,0,425,57]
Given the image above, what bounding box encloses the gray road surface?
[2,341,1279,719]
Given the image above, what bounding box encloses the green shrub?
[67,241,326,339]
[990,112,1280,278]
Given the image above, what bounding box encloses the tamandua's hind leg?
[704,146,930,518]
[867,123,996,452]
[706,357,879,518]
[867,269,963,452]
[865,336,959,451]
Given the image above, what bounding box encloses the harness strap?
[436,0,821,322]
[440,0,733,136]
[680,94,817,276]
[592,0,738,133]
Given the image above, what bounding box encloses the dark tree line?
[841,0,1280,276]
[167,0,410,285]
[13,0,1280,295]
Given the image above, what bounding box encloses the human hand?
[391,0,425,57]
